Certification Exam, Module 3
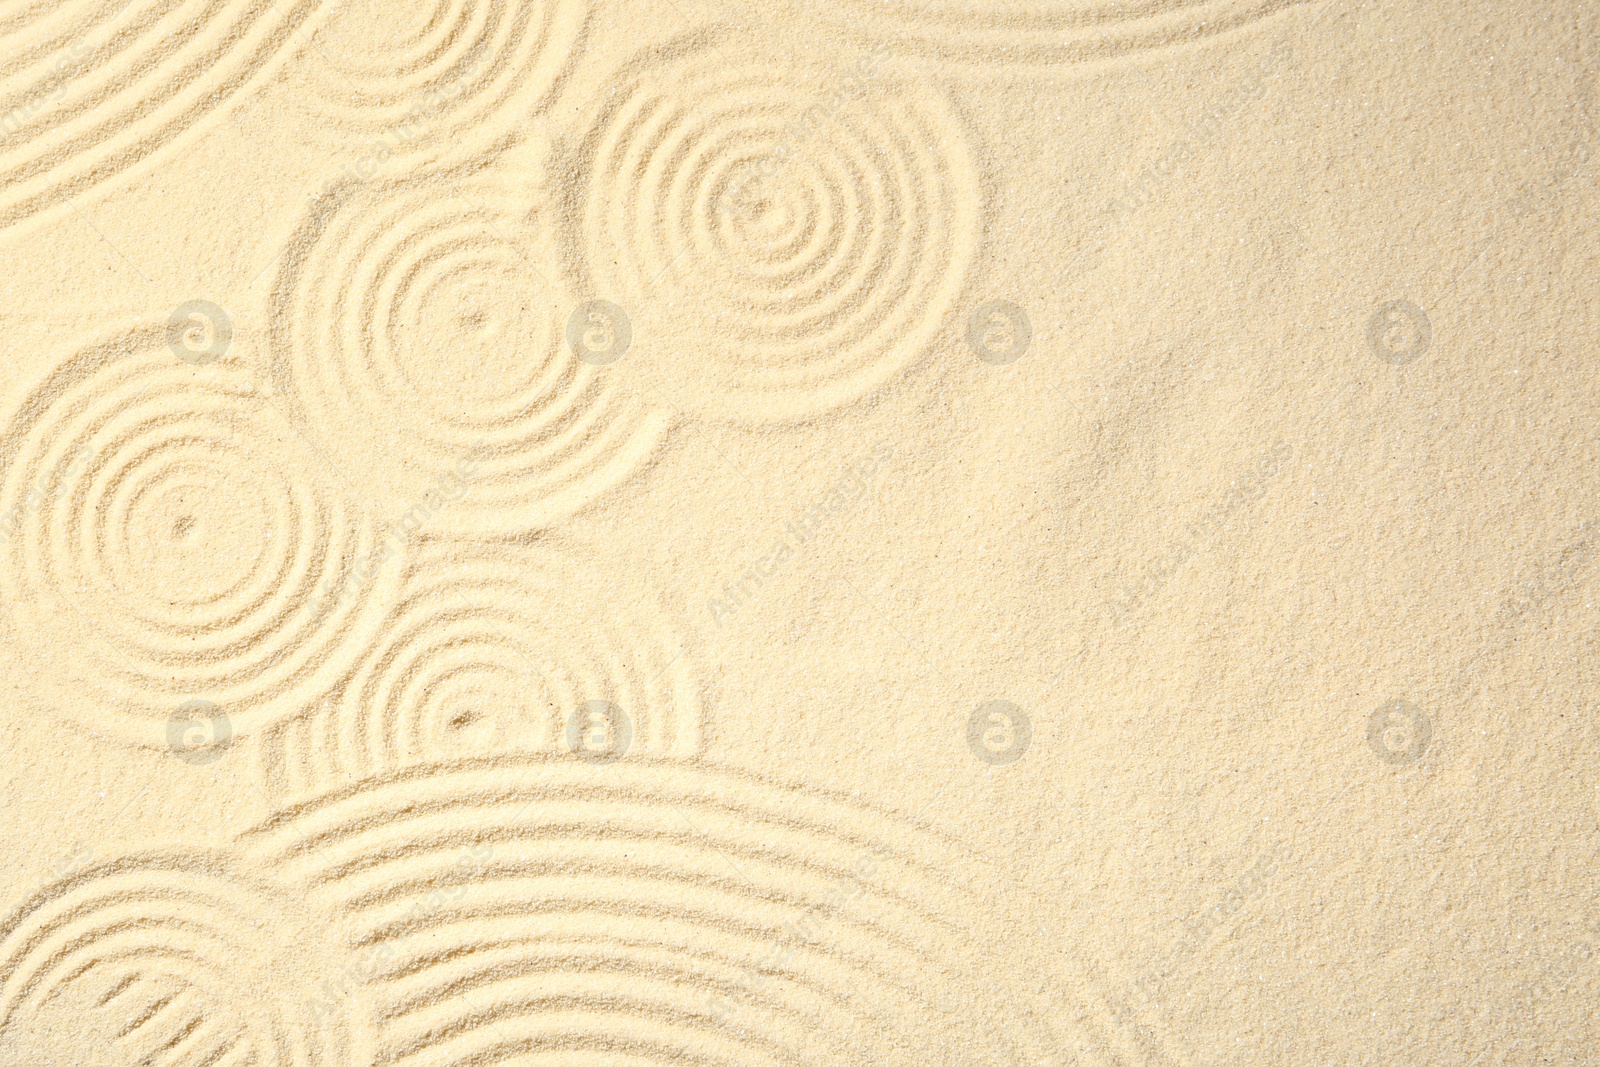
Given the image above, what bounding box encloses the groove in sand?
[260,541,705,804]
[562,29,982,423]
[0,852,366,1066]
[237,759,1126,1067]
[832,0,1317,67]
[0,0,319,230]
[271,175,670,536]
[0,325,402,748]
[291,0,584,169]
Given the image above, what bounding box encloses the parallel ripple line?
[259,541,705,804]
[272,176,669,536]
[566,31,981,422]
[0,852,365,1066]
[0,326,402,747]
[237,759,1126,1067]
[293,0,584,167]
[0,0,318,230]
[833,0,1315,66]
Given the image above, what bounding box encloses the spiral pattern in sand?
[0,853,365,1066]
[295,0,583,164]
[237,760,1121,1067]
[0,0,315,230]
[261,542,704,803]
[568,33,981,422]
[834,0,1313,66]
[272,178,669,535]
[0,328,402,746]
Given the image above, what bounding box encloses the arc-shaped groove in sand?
[0,326,402,747]
[0,852,364,1066]
[259,540,706,804]
[561,29,981,423]
[292,0,585,167]
[236,759,1126,1067]
[0,0,318,230]
[270,176,669,536]
[833,0,1316,66]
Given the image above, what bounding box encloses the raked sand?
[0,1,1597,1064]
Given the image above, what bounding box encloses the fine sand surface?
[1,1,1597,1064]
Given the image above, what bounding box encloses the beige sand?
[0,0,1596,1063]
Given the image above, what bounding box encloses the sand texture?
[1,0,1598,1064]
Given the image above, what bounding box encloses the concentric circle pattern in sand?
[0,853,365,1066]
[568,32,981,422]
[237,761,1120,1067]
[294,0,583,165]
[272,177,669,535]
[0,0,316,230]
[0,327,402,747]
[261,541,705,803]
[834,0,1314,66]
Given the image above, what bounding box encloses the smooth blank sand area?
[0,1,1597,1064]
